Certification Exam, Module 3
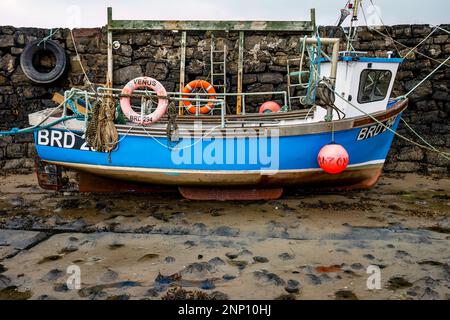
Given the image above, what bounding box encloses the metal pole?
[286,59,292,110]
[221,101,225,128]
[179,31,186,115]
[304,38,340,83]
[210,34,215,87]
[223,43,227,110]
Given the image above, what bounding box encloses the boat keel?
[78,171,175,193]
[178,186,284,201]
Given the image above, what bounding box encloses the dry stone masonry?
[0,25,449,174]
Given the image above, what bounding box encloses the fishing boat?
[26,2,409,200]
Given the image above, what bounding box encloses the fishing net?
[85,93,118,157]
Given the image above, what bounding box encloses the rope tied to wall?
[37,28,60,48]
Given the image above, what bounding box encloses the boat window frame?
[357,69,393,104]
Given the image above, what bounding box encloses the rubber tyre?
[20,39,67,84]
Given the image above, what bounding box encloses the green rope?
[0,88,79,137]
[0,115,80,136]
[37,28,60,47]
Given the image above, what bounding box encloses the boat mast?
[346,0,360,51]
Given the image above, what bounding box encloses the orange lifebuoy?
[182,80,216,114]
[120,76,168,125]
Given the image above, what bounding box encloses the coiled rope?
[85,93,118,158]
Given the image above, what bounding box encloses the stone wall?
[0,24,449,174]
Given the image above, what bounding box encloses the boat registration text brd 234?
[356,116,397,141]
[37,129,94,151]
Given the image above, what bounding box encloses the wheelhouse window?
[357,69,392,103]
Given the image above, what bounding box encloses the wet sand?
[0,172,449,300]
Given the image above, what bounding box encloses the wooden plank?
[236,31,244,115]
[108,19,315,32]
[52,93,88,115]
[310,8,316,34]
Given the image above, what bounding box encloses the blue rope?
[0,115,80,136]
[65,98,92,117]
[304,32,322,105]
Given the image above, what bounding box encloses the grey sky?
[0,0,448,28]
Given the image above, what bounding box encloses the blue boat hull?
[33,101,406,188]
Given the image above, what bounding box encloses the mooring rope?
[319,80,450,160]
[397,55,450,99]
[140,123,222,151]
[69,29,96,92]
[360,3,450,67]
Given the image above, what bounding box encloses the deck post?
[179,31,187,115]
[310,8,316,34]
[304,37,340,120]
[106,7,113,87]
[236,31,244,114]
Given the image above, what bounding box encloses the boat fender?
[182,80,216,114]
[20,40,67,84]
[317,143,349,174]
[259,101,281,113]
[120,77,168,125]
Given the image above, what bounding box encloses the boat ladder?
[210,34,227,111]
[286,57,310,110]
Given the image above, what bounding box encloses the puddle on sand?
[387,276,413,290]
[137,253,159,262]
[162,286,228,300]
[0,286,32,300]
[78,281,141,298]
[335,290,358,300]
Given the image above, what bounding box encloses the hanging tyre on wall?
[20,39,67,84]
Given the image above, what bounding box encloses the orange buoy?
[317,143,349,174]
[182,80,216,114]
[259,101,281,114]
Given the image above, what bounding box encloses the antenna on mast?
[346,0,361,51]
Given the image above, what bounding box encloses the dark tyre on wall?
[20,40,67,84]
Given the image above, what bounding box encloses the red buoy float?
[259,101,281,114]
[317,143,349,174]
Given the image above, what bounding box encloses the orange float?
[317,143,349,174]
[182,80,216,114]
[259,101,281,113]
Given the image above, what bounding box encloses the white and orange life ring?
[120,76,168,125]
[182,80,216,114]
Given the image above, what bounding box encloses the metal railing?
[97,87,288,116]
[98,89,288,115]
[62,87,290,129]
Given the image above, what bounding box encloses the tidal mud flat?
[0,173,449,300]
